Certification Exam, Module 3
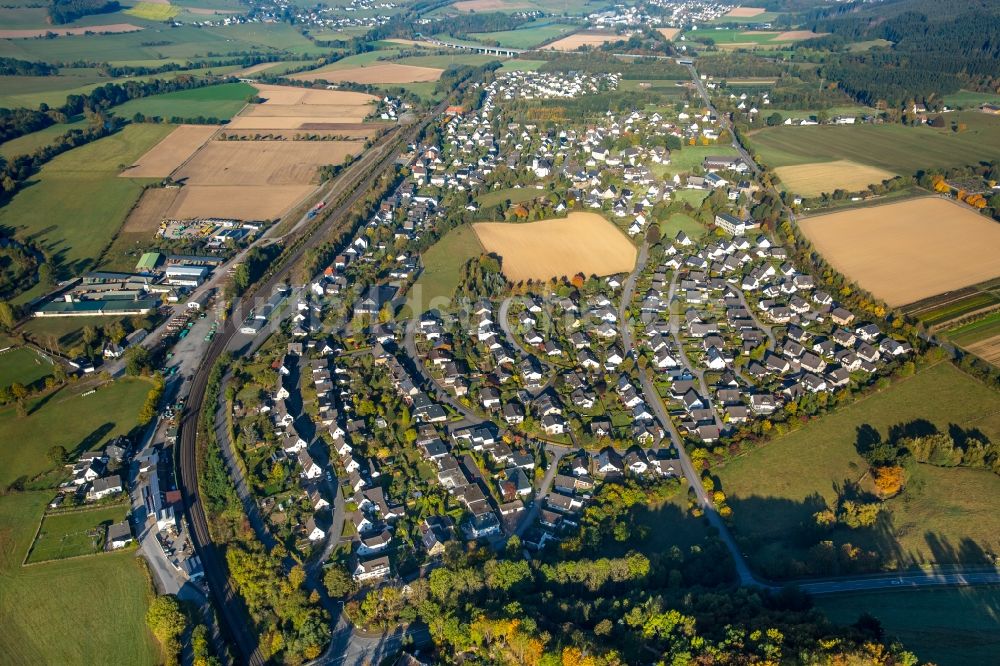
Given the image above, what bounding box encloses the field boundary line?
[930,303,1000,333]
[23,542,137,567]
[796,192,948,221]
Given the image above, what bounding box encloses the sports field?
[818,587,1000,666]
[27,504,129,562]
[473,212,637,282]
[798,197,1000,306]
[0,346,54,391]
[750,112,1000,173]
[717,361,1000,575]
[121,123,219,177]
[0,123,174,281]
[774,159,896,196]
[0,493,156,665]
[0,378,151,489]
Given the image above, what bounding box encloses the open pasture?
[27,504,129,563]
[470,22,577,49]
[0,493,156,665]
[293,62,443,84]
[473,212,636,282]
[175,139,360,185]
[749,113,1000,173]
[774,159,896,196]
[0,377,151,489]
[798,197,1000,306]
[0,123,173,281]
[545,31,624,51]
[120,123,219,178]
[407,224,484,310]
[111,81,254,121]
[718,361,1000,575]
[0,23,142,38]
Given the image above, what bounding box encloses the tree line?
[48,0,119,24]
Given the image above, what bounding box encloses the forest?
[48,0,120,24]
[802,0,1000,105]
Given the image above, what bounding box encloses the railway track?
[176,103,446,665]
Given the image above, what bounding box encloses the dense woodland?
[48,0,119,24]
[0,58,57,77]
[801,0,1000,105]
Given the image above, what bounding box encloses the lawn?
[20,314,130,348]
[0,123,173,282]
[817,586,1000,666]
[407,224,484,312]
[477,185,548,207]
[659,212,705,239]
[749,112,1000,173]
[0,377,151,488]
[657,143,739,176]
[469,22,577,49]
[0,346,54,391]
[27,504,129,562]
[717,362,1000,575]
[0,493,157,665]
[111,81,255,121]
[671,189,709,207]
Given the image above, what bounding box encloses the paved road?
[620,242,757,586]
[666,272,723,429]
[514,444,570,538]
[685,63,760,177]
[402,319,485,423]
[177,104,445,664]
[733,287,776,349]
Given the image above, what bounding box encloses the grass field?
[20,315,128,348]
[0,123,174,282]
[125,2,180,20]
[659,212,705,239]
[497,59,545,72]
[469,22,577,49]
[474,212,637,282]
[817,586,1000,666]
[947,311,1000,346]
[717,362,1000,575]
[0,119,88,160]
[27,504,129,562]
[798,197,1000,306]
[0,346,54,391]
[477,186,547,207]
[0,377,151,488]
[407,224,483,310]
[943,90,1000,109]
[0,492,157,665]
[750,112,1000,173]
[394,53,506,69]
[655,143,739,176]
[111,82,254,121]
[671,189,709,207]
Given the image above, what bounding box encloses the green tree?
[324,564,357,598]
[146,594,187,666]
[47,445,68,464]
[0,300,16,331]
[125,345,152,376]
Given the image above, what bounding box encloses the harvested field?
[774,159,896,196]
[169,185,314,221]
[725,7,765,17]
[774,30,826,41]
[252,84,376,107]
[120,124,219,178]
[657,27,680,40]
[798,197,1000,306]
[473,212,636,282]
[545,32,623,51]
[966,336,1000,367]
[175,140,360,186]
[122,187,179,233]
[292,63,443,84]
[230,86,378,127]
[453,0,531,10]
[0,24,142,38]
